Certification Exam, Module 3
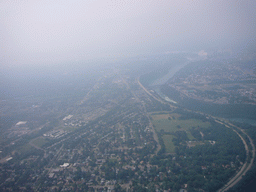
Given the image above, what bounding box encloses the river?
[150,58,256,126]
[148,57,256,191]
[150,59,193,104]
[229,118,256,126]
[151,60,190,86]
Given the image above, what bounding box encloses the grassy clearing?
[151,112,212,153]
[150,111,168,116]
[31,137,49,148]
[162,135,175,153]
[152,114,170,120]
[151,113,181,121]
[153,119,178,132]
[186,131,195,140]
[152,118,211,132]
[152,118,210,141]
[18,144,35,154]
[169,113,181,119]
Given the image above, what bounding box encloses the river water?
[151,60,190,86]
[228,118,256,126]
[150,59,191,104]
[149,57,256,191]
[150,58,256,126]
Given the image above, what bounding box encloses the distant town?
[166,57,256,105]
[0,52,255,192]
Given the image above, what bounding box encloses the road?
[137,76,255,192]
[217,121,255,192]
[117,73,162,155]
[137,77,166,105]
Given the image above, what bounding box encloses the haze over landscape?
[1,1,256,192]
[1,0,255,68]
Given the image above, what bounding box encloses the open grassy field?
[152,114,170,120]
[151,113,181,121]
[31,137,49,148]
[162,135,175,153]
[17,143,35,154]
[186,131,195,140]
[151,112,212,153]
[152,115,211,133]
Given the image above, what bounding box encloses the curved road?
[137,77,255,192]
[217,122,255,192]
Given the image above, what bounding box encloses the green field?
[31,137,49,148]
[162,135,175,153]
[186,131,195,140]
[150,111,169,116]
[151,113,211,153]
[17,143,35,154]
[152,117,211,133]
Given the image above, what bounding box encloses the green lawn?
[162,135,175,153]
[153,119,178,132]
[151,113,212,153]
[31,137,49,148]
[186,131,195,140]
[18,143,35,154]
[152,118,211,133]
[150,112,169,116]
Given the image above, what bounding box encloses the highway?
[137,77,255,192]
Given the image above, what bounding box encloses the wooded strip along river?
[150,59,256,124]
[149,58,256,191]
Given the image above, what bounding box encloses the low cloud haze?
[1,0,256,68]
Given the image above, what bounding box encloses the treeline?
[227,162,256,192]
[152,110,246,191]
[161,84,256,119]
[227,122,256,192]
[145,98,172,112]
[173,108,208,121]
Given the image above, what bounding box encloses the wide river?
[150,58,256,126]
[151,60,190,86]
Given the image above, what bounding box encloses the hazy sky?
[1,0,256,68]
